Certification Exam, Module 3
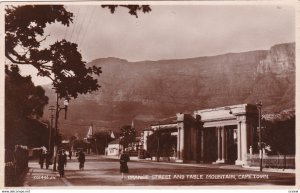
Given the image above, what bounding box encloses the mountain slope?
[43,42,295,137]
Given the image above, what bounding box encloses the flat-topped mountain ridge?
[43,42,295,137]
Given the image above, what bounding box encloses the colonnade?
[175,115,252,165]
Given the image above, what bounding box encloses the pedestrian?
[69,150,72,160]
[62,150,67,167]
[57,150,65,177]
[78,150,85,170]
[120,150,130,180]
[39,149,46,169]
[45,151,52,169]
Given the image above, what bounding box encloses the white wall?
[107,144,121,156]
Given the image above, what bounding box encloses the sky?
[15,3,295,85]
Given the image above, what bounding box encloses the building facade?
[143,104,258,166]
[105,139,123,156]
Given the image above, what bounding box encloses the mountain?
[42,42,295,138]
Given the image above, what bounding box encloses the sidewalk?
[101,155,295,174]
[23,162,69,187]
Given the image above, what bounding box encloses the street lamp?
[256,101,263,172]
[52,92,70,171]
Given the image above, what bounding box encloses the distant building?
[142,128,153,150]
[128,136,143,151]
[143,104,258,166]
[86,125,93,139]
[110,131,116,139]
[106,139,123,156]
[60,140,70,151]
[84,125,94,154]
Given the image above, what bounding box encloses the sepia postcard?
[0,0,299,191]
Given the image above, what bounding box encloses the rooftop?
[150,116,177,126]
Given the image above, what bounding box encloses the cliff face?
[257,43,295,75]
[43,42,295,137]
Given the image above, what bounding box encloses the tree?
[102,5,151,18]
[262,117,295,155]
[5,5,101,98]
[72,139,89,150]
[119,125,136,148]
[69,135,77,145]
[93,131,113,154]
[5,4,151,98]
[5,3,151,153]
[5,65,49,149]
[5,2,149,168]
[5,65,49,119]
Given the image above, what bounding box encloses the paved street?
[24,154,295,186]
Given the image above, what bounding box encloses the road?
[24,154,295,186]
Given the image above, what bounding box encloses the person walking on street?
[62,150,67,167]
[120,150,130,180]
[69,151,72,160]
[39,150,46,169]
[57,150,65,177]
[78,150,85,170]
[45,151,52,169]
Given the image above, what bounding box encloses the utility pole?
[53,92,59,171]
[52,92,69,171]
[48,106,55,153]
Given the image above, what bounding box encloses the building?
[105,139,123,156]
[142,128,153,151]
[143,104,258,166]
[60,140,70,151]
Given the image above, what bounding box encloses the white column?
[221,126,225,161]
[144,132,148,150]
[225,129,229,161]
[179,127,185,160]
[240,120,248,165]
[235,121,242,165]
[217,127,221,161]
[176,128,180,160]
